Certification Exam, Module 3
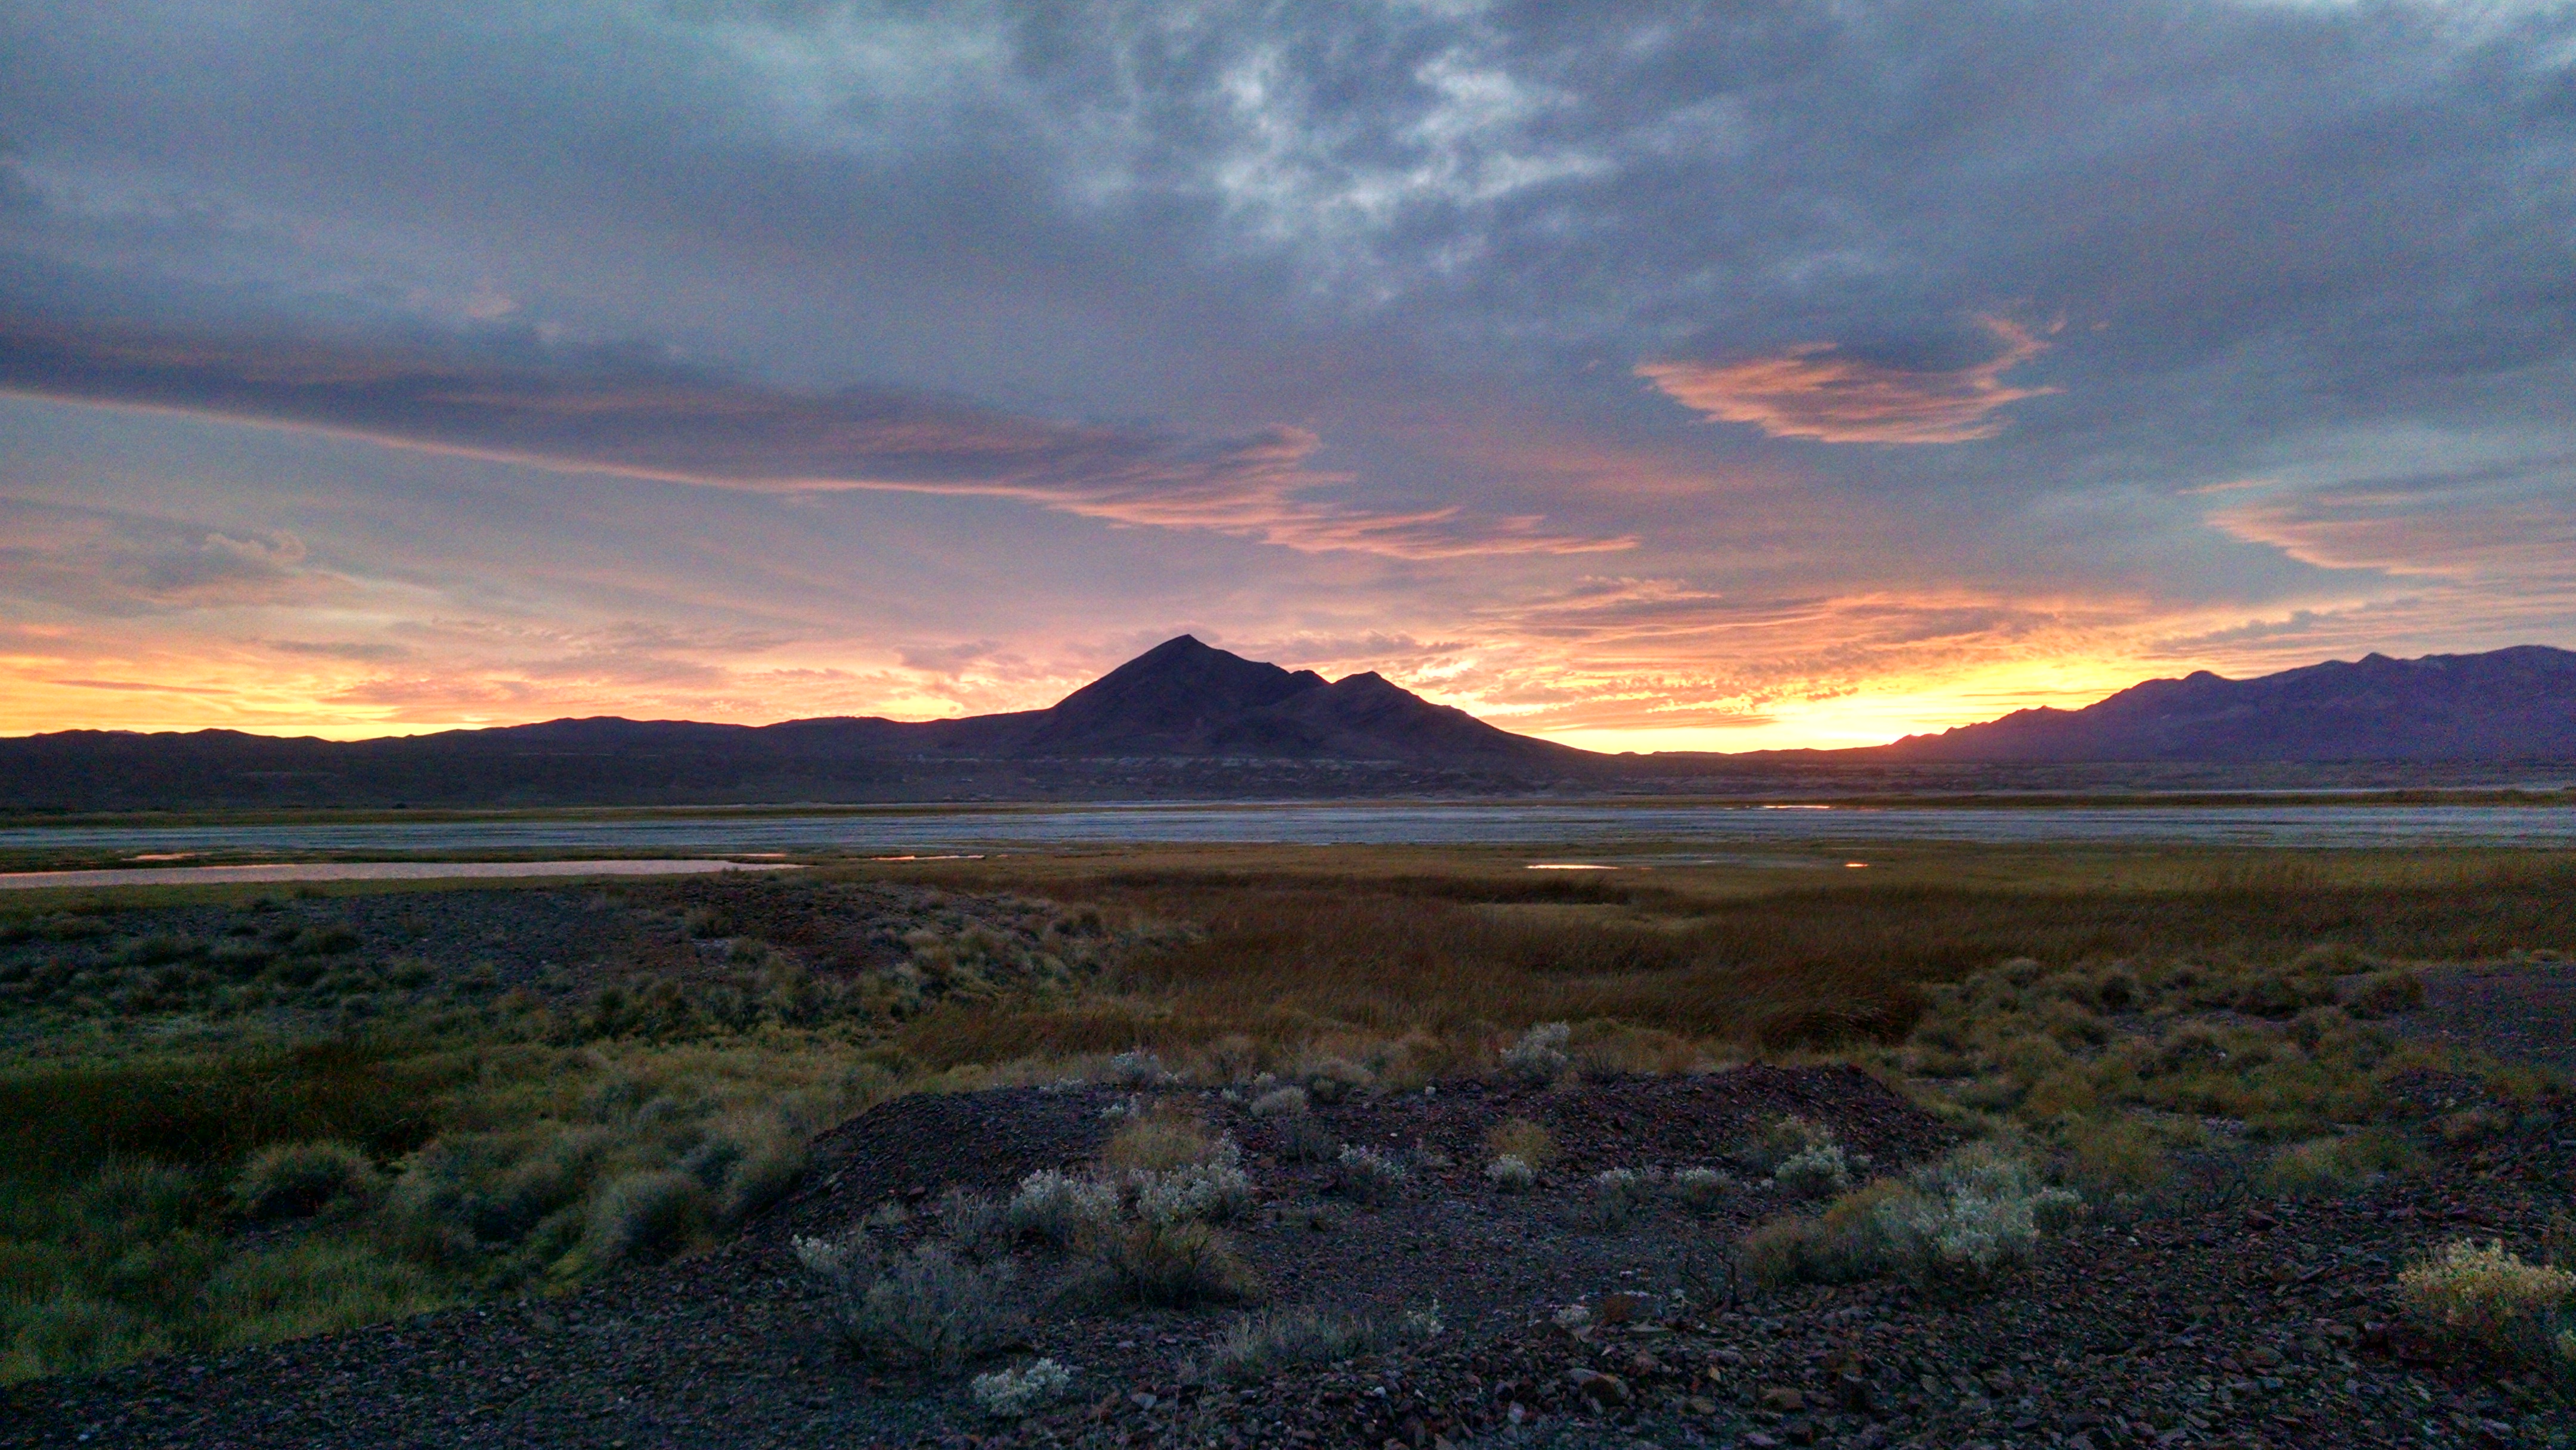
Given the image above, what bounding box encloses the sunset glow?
[5,3,2572,748]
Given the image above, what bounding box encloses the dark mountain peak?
[1019,635,1329,755]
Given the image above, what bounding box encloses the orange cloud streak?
[1638,317,2057,444]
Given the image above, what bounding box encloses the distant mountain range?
[2,639,2571,811]
[1874,645,2576,763]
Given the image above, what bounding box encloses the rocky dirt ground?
[5,1052,2570,1450]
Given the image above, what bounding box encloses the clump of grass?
[1300,1058,1373,1105]
[2258,1129,2420,1198]
[230,1141,380,1222]
[1102,1101,1213,1172]
[1197,1302,1442,1381]
[1089,1220,1258,1308]
[1332,1146,1407,1204]
[971,1358,1074,1418]
[832,1244,1025,1370]
[2398,1240,2575,1365]
[1484,1116,1556,1169]
[2342,969,2426,1019]
[1501,1023,1572,1086]
[581,1170,714,1266]
[2059,1117,2177,1201]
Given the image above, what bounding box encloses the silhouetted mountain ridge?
[6,641,2572,811]
[1878,645,2576,762]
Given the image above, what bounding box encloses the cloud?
[1637,319,2058,444]
[0,317,1627,560]
[266,639,412,661]
[0,500,338,615]
[2206,442,2576,578]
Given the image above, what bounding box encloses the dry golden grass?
[867,847,2576,1073]
[1484,1117,1558,1169]
[1100,1102,1215,1173]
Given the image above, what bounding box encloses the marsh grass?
[887,851,2576,1071]
[8,847,2576,1384]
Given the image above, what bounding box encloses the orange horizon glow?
[0,638,2236,752]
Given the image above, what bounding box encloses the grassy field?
[1,841,2570,1383]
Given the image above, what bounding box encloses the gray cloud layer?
[3,0,2574,738]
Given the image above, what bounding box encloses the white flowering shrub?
[1772,1142,1860,1198]
[1486,1155,1537,1191]
[1334,1145,1408,1203]
[1501,1022,1572,1085]
[971,1358,1075,1418]
[1869,1144,2080,1285]
[1005,1169,1120,1246]
[1670,1167,1735,1209]
[1249,1086,1309,1118]
[1130,1135,1255,1224]
[1105,1050,1169,1087]
[1592,1167,1648,1204]
[791,1233,857,1281]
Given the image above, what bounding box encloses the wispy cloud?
[0,318,1627,560]
[1637,319,2057,445]
[0,500,339,616]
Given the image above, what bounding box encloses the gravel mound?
[6,1068,2568,1449]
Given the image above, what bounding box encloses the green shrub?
[1091,1220,1258,1308]
[1500,1023,1571,1085]
[2398,1240,2574,1364]
[1742,1145,2078,1292]
[1274,1116,1339,1163]
[1249,1086,1308,1117]
[1670,1166,1735,1209]
[840,1245,1024,1370]
[231,1141,380,1221]
[1772,1140,1860,1198]
[936,1188,1005,1253]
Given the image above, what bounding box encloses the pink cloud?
[1638,317,2057,444]
[0,318,1628,561]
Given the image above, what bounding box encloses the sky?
[2,1,2573,751]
